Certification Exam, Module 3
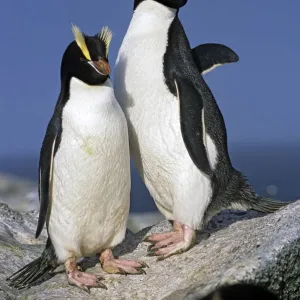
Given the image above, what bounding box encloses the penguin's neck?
[69,77,113,103]
[130,1,177,36]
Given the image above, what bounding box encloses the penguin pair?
[7,0,293,293]
[7,19,241,292]
[114,0,293,260]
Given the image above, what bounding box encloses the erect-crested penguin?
[7,24,147,292]
[114,0,293,260]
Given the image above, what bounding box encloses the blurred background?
[0,1,299,232]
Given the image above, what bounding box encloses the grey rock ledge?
[0,201,300,300]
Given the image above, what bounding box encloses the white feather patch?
[202,63,222,75]
[174,79,180,113]
[201,109,207,147]
[49,136,56,187]
[48,136,56,218]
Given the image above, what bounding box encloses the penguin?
[7,24,147,292]
[114,0,293,261]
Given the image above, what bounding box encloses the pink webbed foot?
[100,249,148,275]
[65,256,106,293]
[144,221,196,260]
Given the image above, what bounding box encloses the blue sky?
[0,1,299,210]
[1,1,299,155]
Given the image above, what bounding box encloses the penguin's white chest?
[48,79,130,262]
[114,2,215,230]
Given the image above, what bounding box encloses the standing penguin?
[114,0,293,260]
[7,24,146,292]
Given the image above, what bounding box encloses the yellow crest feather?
[71,24,91,61]
[98,26,113,57]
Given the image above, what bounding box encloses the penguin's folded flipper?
[174,76,212,176]
[192,43,239,75]
[250,196,295,213]
[35,117,60,238]
[6,238,58,289]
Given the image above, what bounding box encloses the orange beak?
[92,57,111,75]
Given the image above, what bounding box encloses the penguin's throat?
[129,1,176,38]
[134,1,176,21]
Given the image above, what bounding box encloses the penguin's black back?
[163,15,234,185]
[162,14,294,217]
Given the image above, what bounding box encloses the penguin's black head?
[134,0,188,10]
[61,25,113,86]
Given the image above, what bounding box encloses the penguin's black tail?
[249,196,294,213]
[6,238,58,289]
[228,170,296,214]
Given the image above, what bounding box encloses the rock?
[197,283,279,300]
[0,201,300,300]
[128,212,164,233]
[0,173,38,212]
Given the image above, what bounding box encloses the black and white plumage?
[114,0,293,259]
[7,24,146,292]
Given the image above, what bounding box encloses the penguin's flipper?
[174,76,212,176]
[192,43,239,75]
[35,119,60,238]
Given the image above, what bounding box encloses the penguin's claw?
[102,259,148,275]
[138,260,149,268]
[100,249,147,275]
[143,231,175,243]
[66,270,107,291]
[147,244,154,252]
[148,242,189,260]
[65,257,107,291]
[144,221,196,260]
[118,268,127,276]
[81,286,90,294]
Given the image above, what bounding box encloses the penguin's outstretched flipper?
[6,239,58,289]
[192,43,239,75]
[174,76,212,176]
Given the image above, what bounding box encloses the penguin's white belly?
[48,79,130,262]
[115,17,214,230]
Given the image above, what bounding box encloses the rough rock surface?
[0,201,299,300]
[0,173,38,212]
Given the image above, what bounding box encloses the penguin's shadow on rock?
[77,227,152,271]
[77,210,265,270]
[195,209,266,244]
